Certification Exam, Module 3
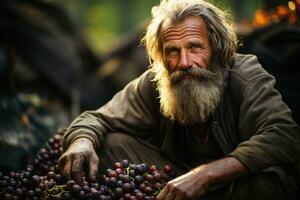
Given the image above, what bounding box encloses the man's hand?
[157,157,247,200]
[58,138,99,184]
[156,167,211,200]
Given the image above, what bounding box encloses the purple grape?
[122,160,130,168]
[122,182,133,193]
[72,184,81,194]
[144,195,155,200]
[136,192,144,200]
[134,175,144,185]
[122,175,131,183]
[91,188,101,198]
[114,187,123,198]
[144,186,153,195]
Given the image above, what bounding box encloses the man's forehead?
[161,16,207,42]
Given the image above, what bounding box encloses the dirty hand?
[157,157,247,200]
[156,167,211,200]
[58,137,99,184]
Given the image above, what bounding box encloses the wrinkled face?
[161,16,212,75]
[156,16,223,125]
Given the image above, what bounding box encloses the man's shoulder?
[131,69,159,98]
[226,53,275,100]
[134,69,157,90]
[138,69,156,81]
[229,53,271,84]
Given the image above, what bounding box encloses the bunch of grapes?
[0,166,44,199]
[33,133,64,174]
[99,160,174,200]
[0,134,65,199]
[0,134,176,200]
[52,160,174,200]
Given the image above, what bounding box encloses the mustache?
[170,66,218,85]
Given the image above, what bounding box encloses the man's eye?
[166,47,179,55]
[191,43,201,50]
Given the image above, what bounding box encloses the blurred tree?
[229,0,261,20]
[53,0,158,54]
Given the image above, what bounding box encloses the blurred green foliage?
[52,0,260,55]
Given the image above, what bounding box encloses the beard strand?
[155,64,224,125]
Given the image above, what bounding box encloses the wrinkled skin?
[162,16,212,73]
[58,138,99,184]
[156,157,247,200]
[156,168,210,200]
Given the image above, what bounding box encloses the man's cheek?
[164,59,177,72]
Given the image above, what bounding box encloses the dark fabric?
[185,123,224,168]
[100,133,296,200]
[169,122,224,169]
[238,22,300,123]
[200,172,296,200]
[229,172,296,200]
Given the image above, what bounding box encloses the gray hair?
[142,0,237,69]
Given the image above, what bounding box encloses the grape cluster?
[0,166,44,199]
[33,134,64,174]
[56,160,174,200]
[0,134,65,199]
[0,134,175,200]
[99,160,174,200]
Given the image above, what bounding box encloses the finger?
[88,154,99,181]
[71,156,84,184]
[57,155,66,174]
[164,189,176,200]
[62,161,72,181]
[156,184,170,200]
[58,156,71,180]
[174,190,184,200]
[164,182,179,200]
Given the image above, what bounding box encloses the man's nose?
[178,50,192,70]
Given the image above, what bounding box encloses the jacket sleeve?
[63,70,160,150]
[229,56,300,172]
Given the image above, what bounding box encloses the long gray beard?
[156,64,224,125]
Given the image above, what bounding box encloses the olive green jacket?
[64,54,300,180]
